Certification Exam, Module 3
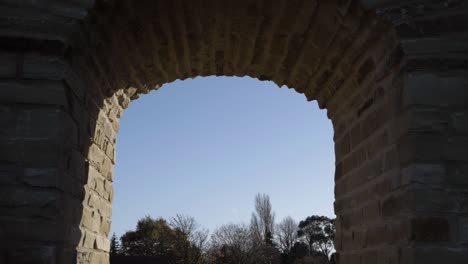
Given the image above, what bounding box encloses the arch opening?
[112,76,336,232]
[109,76,336,262]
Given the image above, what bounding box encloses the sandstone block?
[0,80,68,107]
[411,217,450,242]
[0,52,17,78]
[451,111,468,135]
[8,246,56,264]
[82,231,96,250]
[404,73,468,108]
[401,163,445,185]
[95,235,110,252]
[411,247,468,264]
[20,168,63,189]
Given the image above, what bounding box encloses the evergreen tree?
[297,216,335,261]
[110,232,120,256]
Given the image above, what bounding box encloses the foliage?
[207,223,280,264]
[207,223,253,264]
[120,216,202,263]
[297,215,335,259]
[170,214,209,263]
[110,232,121,256]
[116,195,336,264]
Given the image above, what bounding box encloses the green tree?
[110,232,120,256]
[120,215,204,264]
[297,216,335,261]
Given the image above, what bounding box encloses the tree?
[120,216,174,256]
[209,223,253,264]
[110,232,121,256]
[250,193,275,245]
[120,215,188,262]
[297,216,335,260]
[290,241,309,258]
[276,216,298,254]
[170,214,209,252]
[170,214,209,262]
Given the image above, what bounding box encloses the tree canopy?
[112,194,336,264]
[297,215,335,259]
[119,216,202,263]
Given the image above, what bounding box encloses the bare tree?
[170,214,198,236]
[276,216,298,254]
[169,214,209,262]
[250,193,275,245]
[169,214,209,250]
[250,212,262,243]
[209,223,253,263]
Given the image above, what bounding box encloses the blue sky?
[110,76,335,237]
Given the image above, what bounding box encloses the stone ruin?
[0,0,467,263]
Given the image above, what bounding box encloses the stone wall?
[0,0,466,263]
[363,1,468,262]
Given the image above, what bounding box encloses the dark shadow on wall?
[0,35,87,262]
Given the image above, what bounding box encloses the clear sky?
[110,76,335,238]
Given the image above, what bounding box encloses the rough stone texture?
[0,0,466,263]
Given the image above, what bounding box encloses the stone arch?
[0,0,467,264]
[74,1,400,262]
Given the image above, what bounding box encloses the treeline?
[110,193,336,264]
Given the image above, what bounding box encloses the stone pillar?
[397,62,468,263]
[0,40,86,263]
[395,5,468,261]
[76,96,119,264]
[330,37,409,263]
[380,1,468,262]
[332,1,468,263]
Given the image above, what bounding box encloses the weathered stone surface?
[447,162,468,186]
[0,138,68,167]
[459,218,468,243]
[0,165,18,185]
[411,247,468,264]
[19,168,63,189]
[82,230,96,250]
[0,219,66,242]
[8,246,56,264]
[0,80,68,106]
[100,217,111,237]
[411,217,450,242]
[452,111,468,134]
[95,235,110,252]
[0,52,17,78]
[81,206,100,233]
[56,247,77,264]
[401,164,445,185]
[69,150,87,183]
[0,187,58,208]
[403,73,468,108]
[377,246,399,264]
[22,54,67,80]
